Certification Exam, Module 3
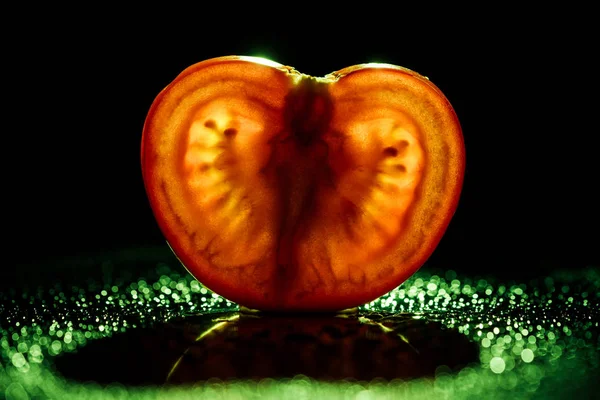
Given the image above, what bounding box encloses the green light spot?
[50,340,62,354]
[512,344,523,355]
[490,357,506,374]
[11,352,27,368]
[4,382,29,400]
[29,344,41,357]
[551,345,563,358]
[521,348,534,363]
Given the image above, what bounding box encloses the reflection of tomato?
[141,56,465,311]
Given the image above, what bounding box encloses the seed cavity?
[204,120,217,129]
[224,128,237,137]
[395,164,407,173]
[384,140,410,158]
[383,147,398,157]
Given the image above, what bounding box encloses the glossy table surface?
[1,248,598,399]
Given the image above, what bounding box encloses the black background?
[6,10,598,283]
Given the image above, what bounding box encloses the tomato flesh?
[141,56,465,311]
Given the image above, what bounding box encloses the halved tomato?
[141,56,465,311]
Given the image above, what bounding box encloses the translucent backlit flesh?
[141,56,465,311]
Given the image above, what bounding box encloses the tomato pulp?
[141,56,465,311]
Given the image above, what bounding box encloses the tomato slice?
[141,56,465,311]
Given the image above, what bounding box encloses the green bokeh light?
[1,256,599,399]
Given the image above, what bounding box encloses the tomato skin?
[141,56,465,312]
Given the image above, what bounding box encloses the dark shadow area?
[53,312,478,385]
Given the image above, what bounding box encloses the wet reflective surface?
[1,248,599,399]
[53,312,478,385]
